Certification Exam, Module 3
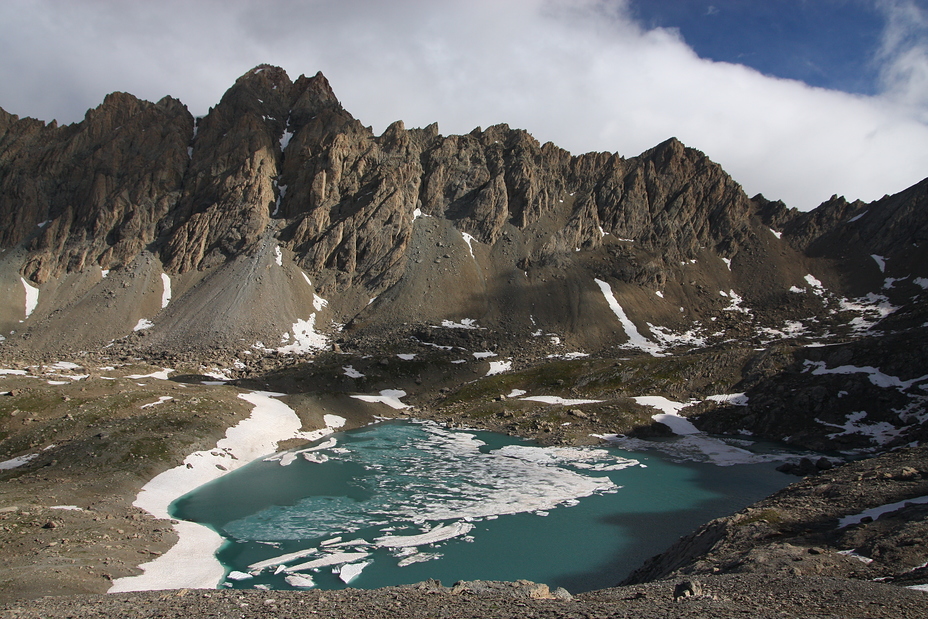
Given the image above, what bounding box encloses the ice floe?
[221,421,618,543]
[337,561,371,584]
[397,552,441,567]
[375,521,474,548]
[496,445,639,471]
[284,574,315,588]
[288,552,371,573]
[248,547,320,571]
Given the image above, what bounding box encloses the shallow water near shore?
[171,420,795,592]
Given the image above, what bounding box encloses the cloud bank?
[1,0,927,210]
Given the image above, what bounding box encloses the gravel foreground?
[2,575,927,619]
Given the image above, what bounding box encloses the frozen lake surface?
[172,420,795,592]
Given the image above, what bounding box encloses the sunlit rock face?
[1,64,927,451]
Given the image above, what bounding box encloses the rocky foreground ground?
[2,353,927,617]
[2,574,927,619]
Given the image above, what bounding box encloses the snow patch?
[706,393,749,406]
[594,278,662,356]
[460,231,477,259]
[274,245,283,266]
[440,318,481,329]
[848,210,868,223]
[520,395,603,406]
[721,290,751,314]
[634,396,701,435]
[343,366,365,378]
[279,129,293,151]
[816,411,903,445]
[804,274,826,295]
[768,228,782,239]
[126,368,173,380]
[486,360,511,376]
[838,495,928,528]
[351,389,411,409]
[277,315,328,353]
[0,453,39,470]
[802,361,927,390]
[140,396,173,409]
[871,254,886,273]
[160,273,172,309]
[110,391,333,592]
[133,319,154,331]
[21,278,38,318]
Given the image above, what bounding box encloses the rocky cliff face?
[1,64,926,364]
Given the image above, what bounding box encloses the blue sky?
[0,0,926,210]
[630,0,886,94]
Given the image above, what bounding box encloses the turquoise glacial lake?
[171,420,795,592]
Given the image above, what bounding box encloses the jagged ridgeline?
[1,64,927,357]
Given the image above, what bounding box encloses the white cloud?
[0,0,926,210]
[876,0,928,119]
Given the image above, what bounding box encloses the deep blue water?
[171,420,795,592]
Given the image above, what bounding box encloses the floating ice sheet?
[222,421,618,542]
[375,521,474,548]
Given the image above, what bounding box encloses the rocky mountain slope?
[1,65,927,610]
